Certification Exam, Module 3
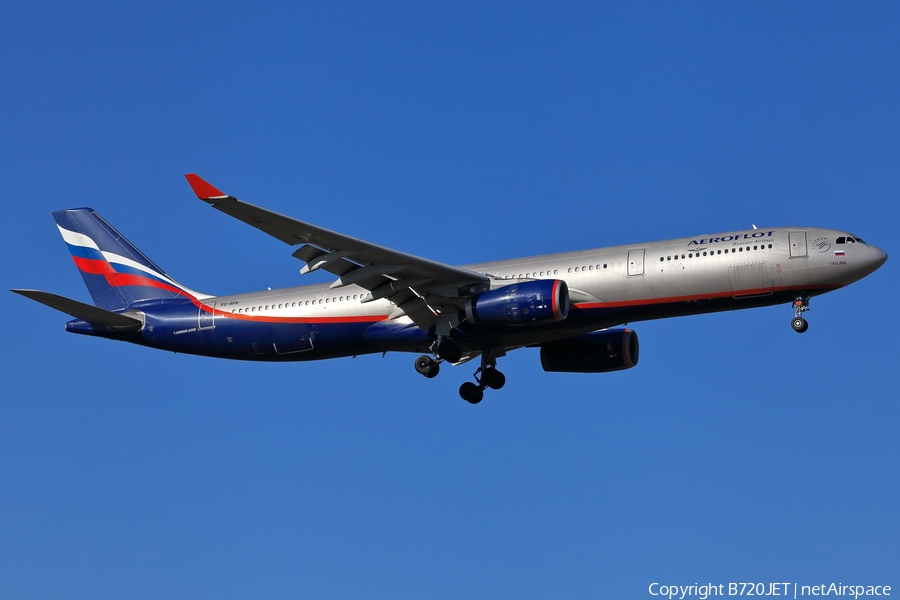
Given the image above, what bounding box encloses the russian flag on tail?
[53,208,208,311]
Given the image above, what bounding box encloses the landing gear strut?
[433,336,462,363]
[458,350,507,404]
[791,295,810,333]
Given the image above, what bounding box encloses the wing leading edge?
[185,174,491,331]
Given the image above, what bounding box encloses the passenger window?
[660,257,664,262]
[589,265,593,270]
[603,264,607,269]
[554,270,558,275]
[567,268,572,273]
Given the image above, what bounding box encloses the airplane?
[12,174,888,404]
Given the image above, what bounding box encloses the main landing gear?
[414,336,462,379]
[791,295,810,333]
[414,335,462,380]
[458,352,506,405]
[412,344,507,405]
[414,355,440,378]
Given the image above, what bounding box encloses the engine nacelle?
[465,279,569,325]
[540,328,639,373]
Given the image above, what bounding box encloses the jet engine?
[540,328,639,373]
[465,280,569,325]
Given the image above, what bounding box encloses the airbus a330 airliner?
[13,174,887,403]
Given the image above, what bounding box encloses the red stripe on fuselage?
[212,308,389,324]
[574,284,841,310]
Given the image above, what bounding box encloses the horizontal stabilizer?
[11,289,144,331]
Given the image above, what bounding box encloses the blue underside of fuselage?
[65,288,821,361]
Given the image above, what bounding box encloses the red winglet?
[184,173,226,199]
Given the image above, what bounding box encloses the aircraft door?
[627,249,645,276]
[789,231,808,258]
[198,302,216,330]
[271,322,314,353]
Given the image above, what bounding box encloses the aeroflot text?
[648,582,891,599]
[688,232,775,246]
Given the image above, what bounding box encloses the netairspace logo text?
[648,582,891,600]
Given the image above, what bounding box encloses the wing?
[185,174,491,331]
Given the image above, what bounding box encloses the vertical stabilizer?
[52,208,207,310]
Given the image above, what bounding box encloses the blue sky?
[2,3,898,598]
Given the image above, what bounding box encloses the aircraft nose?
[871,245,888,269]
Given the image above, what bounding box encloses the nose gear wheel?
[791,295,810,333]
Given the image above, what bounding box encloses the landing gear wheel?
[459,382,484,404]
[791,295,810,333]
[436,339,462,363]
[414,355,440,378]
[480,368,506,390]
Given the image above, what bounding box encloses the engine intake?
[540,328,639,373]
[465,280,568,325]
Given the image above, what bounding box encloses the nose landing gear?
[791,295,810,333]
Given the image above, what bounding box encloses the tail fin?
[52,208,207,310]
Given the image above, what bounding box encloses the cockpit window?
[839,234,866,244]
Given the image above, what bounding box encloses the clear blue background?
[2,3,897,598]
